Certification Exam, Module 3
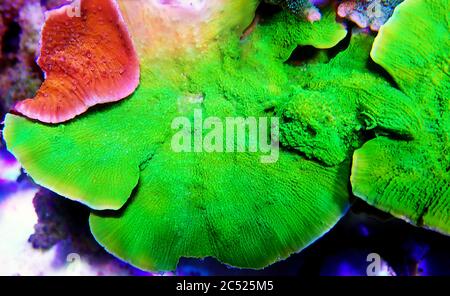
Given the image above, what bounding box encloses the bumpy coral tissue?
[13,0,139,123]
[2,0,449,272]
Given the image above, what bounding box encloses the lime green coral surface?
[3,0,450,271]
[351,0,450,234]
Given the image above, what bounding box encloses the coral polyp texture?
[2,0,449,271]
[351,0,450,234]
[12,0,140,123]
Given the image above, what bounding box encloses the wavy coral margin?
[13,0,140,124]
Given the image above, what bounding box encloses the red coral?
[14,0,140,123]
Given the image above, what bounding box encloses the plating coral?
[12,0,140,123]
[2,0,449,272]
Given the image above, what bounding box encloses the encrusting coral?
[278,32,419,167]
[2,0,449,271]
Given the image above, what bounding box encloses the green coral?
[351,0,450,234]
[4,9,351,270]
[278,33,418,166]
[3,0,450,272]
[246,8,346,61]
